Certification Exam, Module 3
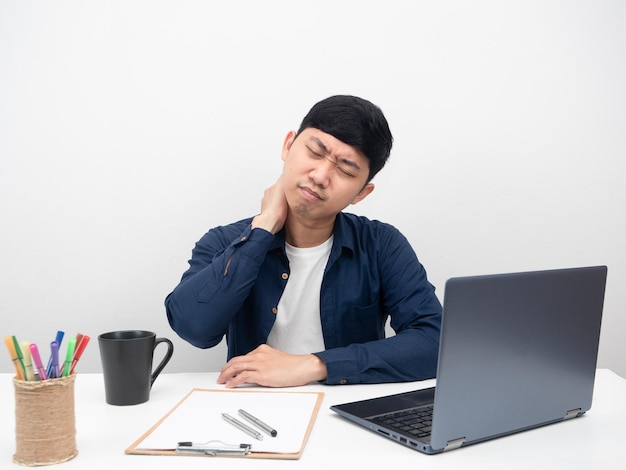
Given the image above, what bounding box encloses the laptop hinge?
[444,437,465,451]
[565,408,582,420]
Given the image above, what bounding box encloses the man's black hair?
[297,95,393,181]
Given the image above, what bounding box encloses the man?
[165,95,442,388]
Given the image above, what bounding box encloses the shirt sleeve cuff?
[314,350,360,385]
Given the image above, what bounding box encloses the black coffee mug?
[98,330,174,406]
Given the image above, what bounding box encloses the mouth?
[299,185,324,202]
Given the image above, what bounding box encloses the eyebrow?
[309,136,362,171]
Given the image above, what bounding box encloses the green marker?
[61,337,76,377]
[12,336,27,379]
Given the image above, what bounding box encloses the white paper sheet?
[134,389,321,454]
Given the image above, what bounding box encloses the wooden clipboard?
[125,388,324,459]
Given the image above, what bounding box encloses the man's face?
[280,127,374,223]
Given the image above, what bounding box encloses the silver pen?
[222,413,263,440]
[238,409,278,437]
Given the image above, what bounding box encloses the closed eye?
[306,145,324,159]
[305,143,359,178]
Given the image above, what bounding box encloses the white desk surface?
[2,369,625,469]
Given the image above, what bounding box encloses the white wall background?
[1,1,624,378]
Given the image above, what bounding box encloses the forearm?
[165,223,275,348]
[316,327,440,385]
[165,271,236,348]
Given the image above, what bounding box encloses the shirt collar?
[331,212,354,256]
[268,212,354,256]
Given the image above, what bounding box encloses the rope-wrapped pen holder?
[13,374,78,466]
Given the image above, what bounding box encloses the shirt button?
[240,236,247,241]
[281,273,288,280]
[339,379,348,385]
[272,307,278,314]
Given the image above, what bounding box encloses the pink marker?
[29,344,48,380]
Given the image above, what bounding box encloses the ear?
[351,183,375,205]
[281,130,297,162]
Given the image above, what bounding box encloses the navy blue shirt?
[165,212,442,385]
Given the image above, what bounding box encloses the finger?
[224,370,256,388]
[216,371,231,384]
[217,356,258,384]
[216,361,240,384]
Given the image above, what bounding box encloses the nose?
[309,156,335,187]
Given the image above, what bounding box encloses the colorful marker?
[4,336,25,380]
[70,335,90,374]
[46,330,64,377]
[49,341,61,379]
[21,341,35,381]
[29,343,47,381]
[12,336,27,380]
[61,337,76,377]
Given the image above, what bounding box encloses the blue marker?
[46,330,64,377]
[49,341,60,379]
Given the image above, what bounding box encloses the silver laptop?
[330,266,607,454]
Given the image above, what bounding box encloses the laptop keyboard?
[371,405,434,439]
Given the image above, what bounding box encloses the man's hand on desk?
[217,344,328,388]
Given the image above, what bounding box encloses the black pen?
[222,413,263,440]
[238,409,278,437]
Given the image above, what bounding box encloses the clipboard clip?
[176,440,252,456]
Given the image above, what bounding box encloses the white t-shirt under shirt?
[266,236,333,354]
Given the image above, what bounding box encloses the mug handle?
[150,337,174,387]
